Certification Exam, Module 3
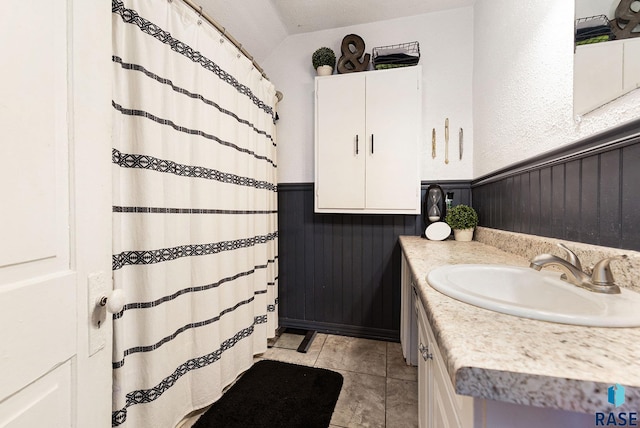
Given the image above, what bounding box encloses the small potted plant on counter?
[312,47,336,76]
[445,204,478,241]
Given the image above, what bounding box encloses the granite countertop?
[399,233,640,414]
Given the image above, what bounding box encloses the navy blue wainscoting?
[472,118,640,251]
[277,181,471,341]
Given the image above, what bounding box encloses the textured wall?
[472,120,640,251]
[263,8,475,183]
[473,0,640,179]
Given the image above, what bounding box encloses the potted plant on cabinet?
[312,47,336,76]
[445,204,478,241]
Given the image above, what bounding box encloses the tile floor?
[181,332,418,428]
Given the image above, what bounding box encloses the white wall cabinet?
[574,37,640,115]
[314,67,421,214]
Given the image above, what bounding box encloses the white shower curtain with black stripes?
[111,0,278,426]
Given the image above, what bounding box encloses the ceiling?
[270,0,476,34]
[197,0,475,63]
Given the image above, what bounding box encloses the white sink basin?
[427,264,640,327]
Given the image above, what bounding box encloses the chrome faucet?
[529,243,626,294]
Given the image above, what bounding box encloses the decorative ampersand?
[337,34,371,73]
[613,0,640,38]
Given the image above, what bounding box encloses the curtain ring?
[197,6,203,25]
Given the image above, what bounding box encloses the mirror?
[574,0,640,115]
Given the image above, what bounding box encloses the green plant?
[312,47,336,69]
[445,204,478,230]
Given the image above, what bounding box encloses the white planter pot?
[453,228,474,241]
[316,65,333,76]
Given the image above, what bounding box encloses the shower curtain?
[111,0,278,426]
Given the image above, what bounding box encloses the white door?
[0,2,112,427]
[365,67,421,211]
[315,73,366,210]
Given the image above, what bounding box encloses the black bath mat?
[193,359,344,428]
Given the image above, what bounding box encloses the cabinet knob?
[419,342,433,361]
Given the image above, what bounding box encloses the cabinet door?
[315,73,366,210]
[417,304,431,428]
[401,254,418,366]
[365,67,420,211]
[417,296,474,428]
[432,349,463,428]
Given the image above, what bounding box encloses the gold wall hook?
[431,128,436,159]
[444,118,449,164]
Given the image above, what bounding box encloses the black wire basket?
[575,15,615,45]
[372,41,420,70]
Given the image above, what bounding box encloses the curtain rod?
[179,0,283,102]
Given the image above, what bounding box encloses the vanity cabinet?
[314,66,421,214]
[413,292,603,428]
[402,251,473,427]
[400,242,600,428]
[401,253,418,366]
[415,287,474,428]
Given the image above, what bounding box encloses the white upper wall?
[575,0,618,20]
[473,0,640,178]
[250,0,640,182]
[263,7,474,183]
[198,0,288,63]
